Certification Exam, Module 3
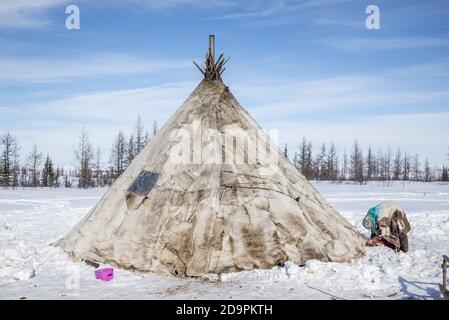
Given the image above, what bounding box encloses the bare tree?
[424,158,431,182]
[377,148,386,181]
[20,166,27,187]
[110,130,127,179]
[365,146,375,181]
[26,145,43,187]
[127,134,135,165]
[305,141,313,180]
[393,147,402,180]
[412,154,420,181]
[316,143,327,180]
[42,154,55,187]
[403,152,411,181]
[95,146,102,187]
[11,138,20,189]
[134,116,146,154]
[327,142,338,180]
[0,132,19,188]
[297,136,308,176]
[74,128,94,189]
[442,166,449,182]
[341,149,349,181]
[385,146,392,180]
[350,140,364,184]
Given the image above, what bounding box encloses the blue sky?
[1,0,449,167]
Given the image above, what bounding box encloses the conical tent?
[59,36,365,277]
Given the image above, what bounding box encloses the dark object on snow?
[84,259,100,269]
[440,255,449,300]
[127,171,159,195]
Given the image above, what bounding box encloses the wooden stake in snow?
[193,34,229,82]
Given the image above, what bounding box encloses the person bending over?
[362,201,411,253]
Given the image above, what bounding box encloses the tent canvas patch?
[127,171,159,195]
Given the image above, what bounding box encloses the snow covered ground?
[0,181,448,300]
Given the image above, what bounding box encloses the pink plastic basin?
[95,268,114,281]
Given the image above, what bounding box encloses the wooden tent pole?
[193,35,228,81]
[209,35,215,62]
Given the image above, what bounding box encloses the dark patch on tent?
[128,171,159,195]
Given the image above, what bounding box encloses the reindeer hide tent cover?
[58,36,366,277]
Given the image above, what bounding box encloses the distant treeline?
[0,116,158,189]
[284,137,449,184]
[0,120,448,189]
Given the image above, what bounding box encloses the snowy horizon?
[1,1,449,167]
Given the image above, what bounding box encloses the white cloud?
[0,0,355,29]
[232,75,449,120]
[387,61,449,78]
[0,54,192,83]
[210,0,355,23]
[0,0,234,28]
[131,0,235,10]
[35,81,196,121]
[313,17,361,28]
[321,37,449,52]
[0,0,68,28]
[11,72,444,125]
[0,81,195,125]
